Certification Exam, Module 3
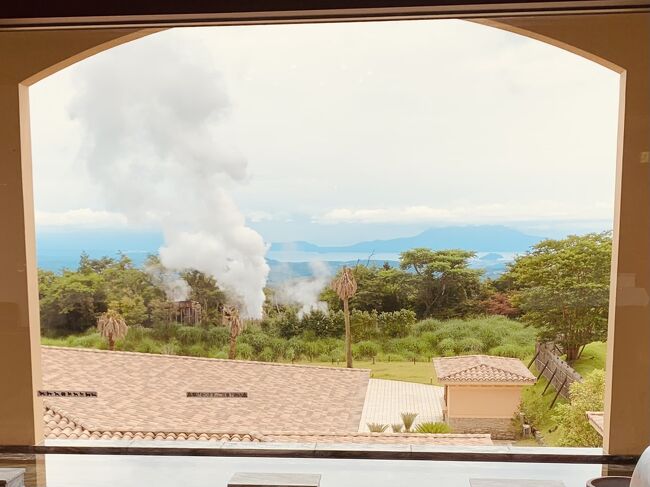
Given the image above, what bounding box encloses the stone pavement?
[358,379,445,432]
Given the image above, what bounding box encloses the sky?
[30,20,620,246]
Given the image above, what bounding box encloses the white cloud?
[30,20,619,242]
[316,201,614,224]
[36,209,128,228]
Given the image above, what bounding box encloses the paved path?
[358,379,445,432]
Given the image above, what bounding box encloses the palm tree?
[97,309,128,351]
[223,305,242,360]
[331,266,357,368]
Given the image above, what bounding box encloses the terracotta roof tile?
[41,346,494,447]
[433,355,535,384]
[42,346,369,435]
[262,432,493,445]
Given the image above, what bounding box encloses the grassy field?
[295,359,439,385]
[571,341,606,376]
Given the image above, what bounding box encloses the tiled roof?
[262,432,493,445]
[433,355,535,384]
[44,405,261,442]
[44,405,491,445]
[586,411,604,437]
[41,346,494,446]
[41,346,369,435]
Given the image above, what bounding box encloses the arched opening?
[0,8,647,480]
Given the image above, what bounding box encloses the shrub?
[133,337,160,354]
[235,342,254,360]
[351,310,379,341]
[240,329,271,354]
[160,342,178,355]
[258,346,277,362]
[182,344,206,357]
[419,332,439,354]
[438,338,457,356]
[367,423,388,433]
[391,423,403,433]
[553,369,605,447]
[274,310,301,339]
[414,319,442,335]
[489,344,528,359]
[73,332,105,349]
[177,326,203,346]
[151,322,179,342]
[203,326,229,348]
[401,412,418,432]
[303,341,320,361]
[209,349,228,359]
[457,337,485,354]
[415,422,451,433]
[353,340,380,360]
[378,309,416,338]
[300,309,336,337]
[478,326,506,350]
[269,337,287,359]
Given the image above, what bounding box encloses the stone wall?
[448,417,515,440]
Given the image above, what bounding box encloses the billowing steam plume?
[68,32,269,318]
[275,261,331,317]
[145,260,191,301]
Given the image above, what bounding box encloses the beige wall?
[486,14,650,455]
[447,385,523,419]
[0,28,158,446]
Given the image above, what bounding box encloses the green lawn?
[294,360,439,385]
[571,341,606,377]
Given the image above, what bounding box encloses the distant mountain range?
[270,225,543,254]
[36,225,542,281]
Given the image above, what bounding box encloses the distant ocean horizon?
[35,226,525,280]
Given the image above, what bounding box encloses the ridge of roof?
[43,406,492,445]
[42,345,370,374]
[433,355,535,383]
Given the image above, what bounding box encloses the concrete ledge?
[229,473,320,487]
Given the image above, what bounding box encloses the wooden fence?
[530,342,582,407]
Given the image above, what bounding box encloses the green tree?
[506,233,611,361]
[378,309,417,338]
[331,267,358,368]
[399,248,483,318]
[39,270,107,336]
[553,369,605,447]
[182,269,227,322]
[109,295,148,327]
[321,265,415,314]
[97,309,129,351]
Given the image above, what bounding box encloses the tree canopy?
[504,232,611,361]
[400,248,483,318]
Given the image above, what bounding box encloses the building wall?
[446,385,524,440]
[448,417,515,440]
[447,385,523,418]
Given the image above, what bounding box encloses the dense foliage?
[553,369,605,447]
[43,314,535,363]
[502,233,611,360]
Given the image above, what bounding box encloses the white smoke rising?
[275,261,331,318]
[144,261,191,301]
[68,31,269,318]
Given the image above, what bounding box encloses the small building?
[168,300,202,325]
[433,355,536,439]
